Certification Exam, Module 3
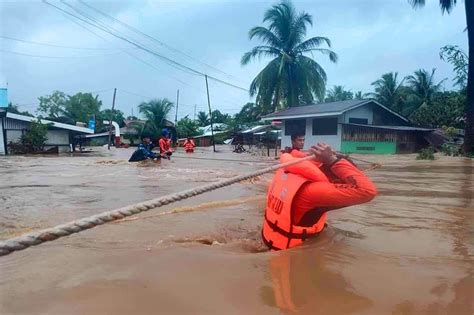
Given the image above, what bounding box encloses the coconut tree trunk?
[464,0,474,154]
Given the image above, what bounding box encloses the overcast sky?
[0,0,468,121]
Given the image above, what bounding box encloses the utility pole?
[205,75,216,152]
[107,88,117,150]
[193,104,196,121]
[175,89,179,125]
[131,107,134,118]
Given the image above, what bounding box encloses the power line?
[0,35,126,50]
[0,48,122,59]
[78,0,243,82]
[44,0,249,92]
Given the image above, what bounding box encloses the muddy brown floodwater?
[0,146,473,314]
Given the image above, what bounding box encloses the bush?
[8,120,48,154]
[440,143,461,156]
[416,147,435,160]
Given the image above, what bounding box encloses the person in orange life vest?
[282,133,305,154]
[183,137,196,153]
[262,143,377,250]
[159,131,173,159]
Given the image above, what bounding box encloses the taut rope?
[0,155,318,257]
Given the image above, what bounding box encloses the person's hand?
[309,143,337,165]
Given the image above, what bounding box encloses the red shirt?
[159,138,170,153]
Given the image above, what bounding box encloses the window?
[349,118,369,125]
[285,119,306,136]
[312,117,338,135]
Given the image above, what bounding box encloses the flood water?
[0,146,472,314]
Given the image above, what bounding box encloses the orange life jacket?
[184,139,195,151]
[262,168,327,250]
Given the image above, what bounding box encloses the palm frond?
[248,26,282,48]
[241,46,281,65]
[294,36,332,52]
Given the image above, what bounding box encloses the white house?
[0,112,94,155]
[261,99,434,154]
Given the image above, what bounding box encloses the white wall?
[343,105,373,124]
[281,116,342,151]
[6,130,22,143]
[0,119,5,155]
[45,130,69,145]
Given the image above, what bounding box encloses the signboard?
[0,88,7,108]
[88,119,96,131]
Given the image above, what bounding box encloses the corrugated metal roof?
[6,113,94,134]
[261,99,408,122]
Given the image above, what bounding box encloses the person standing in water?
[282,133,305,154]
[159,130,173,159]
[262,143,377,250]
[183,136,196,153]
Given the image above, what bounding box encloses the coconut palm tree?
[405,69,446,105]
[241,0,337,114]
[325,86,353,102]
[409,0,473,154]
[196,111,210,127]
[369,72,405,113]
[138,98,174,137]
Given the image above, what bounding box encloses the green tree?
[241,0,337,113]
[176,117,203,138]
[410,91,465,129]
[354,91,365,100]
[234,102,262,125]
[211,109,232,124]
[97,109,126,127]
[7,103,34,116]
[138,98,174,138]
[325,85,353,102]
[369,72,406,113]
[409,0,473,154]
[37,90,68,119]
[440,45,468,90]
[65,92,102,124]
[405,68,446,106]
[196,111,210,126]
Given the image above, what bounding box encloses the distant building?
[261,99,435,154]
[0,112,94,155]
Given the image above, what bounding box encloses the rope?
[0,155,317,257]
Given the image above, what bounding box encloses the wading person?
[282,133,305,154]
[128,134,159,162]
[183,136,196,153]
[262,143,377,250]
[159,130,173,159]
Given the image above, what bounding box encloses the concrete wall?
[343,105,373,124]
[281,116,342,151]
[0,118,5,155]
[6,130,23,144]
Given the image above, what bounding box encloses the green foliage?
[37,91,102,124]
[369,72,405,113]
[234,102,262,125]
[176,117,203,138]
[325,86,353,102]
[410,91,465,128]
[416,147,435,160]
[138,98,174,138]
[405,69,446,106]
[241,0,337,113]
[97,109,126,128]
[65,93,102,124]
[211,109,232,124]
[9,120,49,154]
[6,103,34,116]
[37,90,68,119]
[440,143,462,156]
[440,45,468,89]
[196,111,210,126]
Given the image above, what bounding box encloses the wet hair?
[291,134,305,141]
